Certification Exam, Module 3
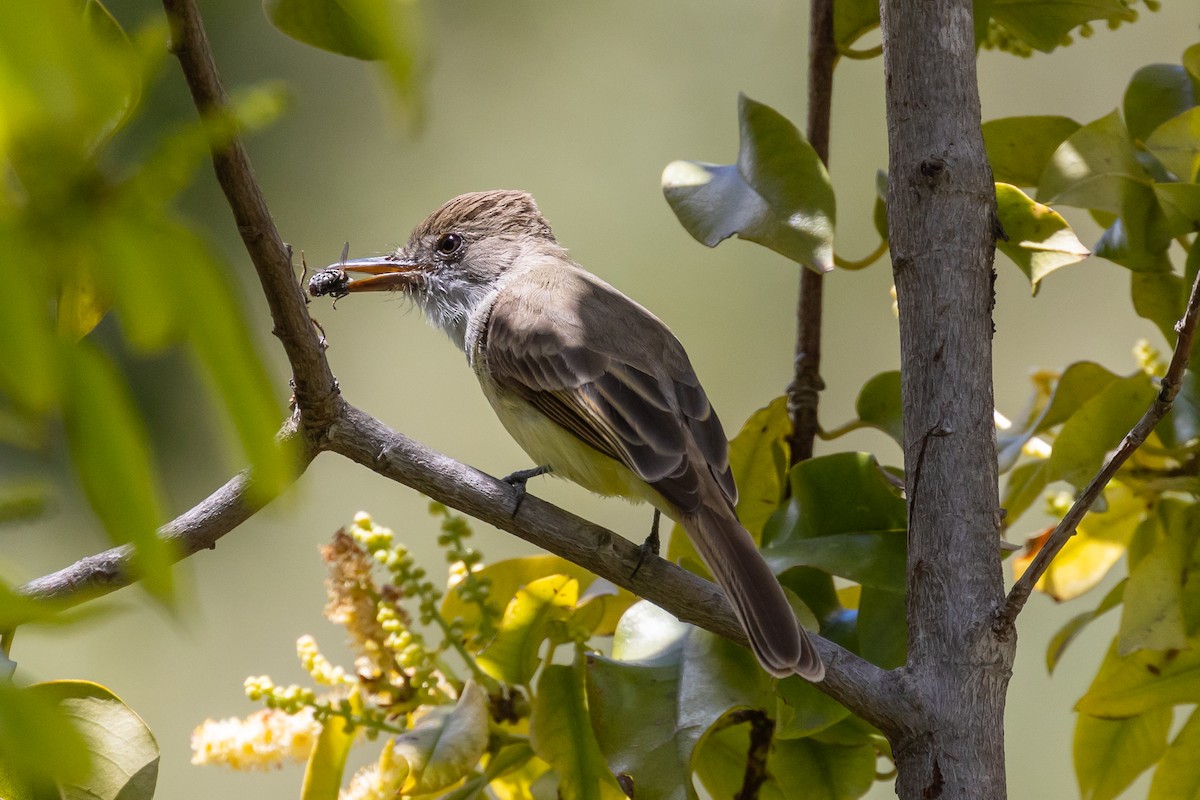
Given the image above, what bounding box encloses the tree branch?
[162,0,339,423]
[787,0,835,464]
[19,421,314,606]
[326,402,909,729]
[998,265,1200,629]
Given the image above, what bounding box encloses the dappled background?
[6,0,1198,797]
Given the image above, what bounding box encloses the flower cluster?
[190,707,320,770]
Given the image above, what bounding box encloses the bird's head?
[319,189,561,348]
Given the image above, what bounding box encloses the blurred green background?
[5,1,1198,797]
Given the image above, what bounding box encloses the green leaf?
[1149,706,1200,800]
[301,691,360,800]
[392,681,489,795]
[854,370,903,446]
[1124,64,1199,143]
[1132,271,1186,343]
[1076,635,1200,718]
[834,0,879,48]
[63,343,174,600]
[668,396,791,566]
[1074,705,1171,800]
[1002,459,1050,524]
[264,0,423,109]
[872,170,889,241]
[33,680,158,800]
[612,600,690,664]
[1092,209,1174,271]
[0,682,92,790]
[0,226,58,415]
[774,675,851,740]
[857,587,907,670]
[1153,182,1200,238]
[695,723,875,800]
[1039,109,1149,214]
[1146,107,1200,182]
[662,93,835,273]
[777,453,907,543]
[477,575,578,686]
[1048,370,1156,489]
[1185,43,1200,85]
[983,116,1080,187]
[1162,370,1200,451]
[995,183,1090,291]
[531,663,626,800]
[767,532,905,592]
[1047,580,1125,674]
[727,396,791,542]
[587,654,699,800]
[1119,512,1188,656]
[988,0,1132,54]
[998,361,1119,471]
[57,269,110,341]
[442,555,600,637]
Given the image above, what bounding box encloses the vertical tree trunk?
[879,2,1014,798]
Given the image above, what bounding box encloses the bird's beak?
[335,257,425,292]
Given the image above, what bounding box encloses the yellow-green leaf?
[727,396,791,543]
[531,662,625,800]
[1077,637,1200,718]
[1146,107,1200,183]
[1014,481,1145,602]
[394,681,488,795]
[63,343,174,600]
[0,682,92,790]
[984,116,1080,187]
[442,555,600,636]
[995,183,1090,292]
[663,94,835,273]
[301,691,361,800]
[1074,706,1170,800]
[478,575,579,686]
[33,680,159,800]
[1119,518,1188,656]
[1149,706,1200,800]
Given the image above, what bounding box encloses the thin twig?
[19,421,313,606]
[787,0,835,464]
[998,266,1200,630]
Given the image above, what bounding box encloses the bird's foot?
[631,509,662,579]
[502,465,552,516]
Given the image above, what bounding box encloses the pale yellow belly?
[479,379,674,517]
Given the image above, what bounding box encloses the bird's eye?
[435,233,464,257]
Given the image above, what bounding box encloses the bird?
[311,189,824,681]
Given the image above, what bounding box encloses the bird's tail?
[685,505,825,681]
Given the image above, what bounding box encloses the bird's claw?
[631,509,662,579]
[502,465,552,517]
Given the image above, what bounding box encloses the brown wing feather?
[484,264,732,514]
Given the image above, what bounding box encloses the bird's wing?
[483,265,735,513]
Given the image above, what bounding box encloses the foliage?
[3,0,1200,798]
[193,503,891,798]
[0,0,294,613]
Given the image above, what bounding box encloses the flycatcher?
[315,190,823,681]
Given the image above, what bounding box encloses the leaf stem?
[835,240,889,270]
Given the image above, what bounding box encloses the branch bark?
[162,0,339,425]
[999,265,1200,628]
[787,0,835,464]
[880,0,1010,798]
